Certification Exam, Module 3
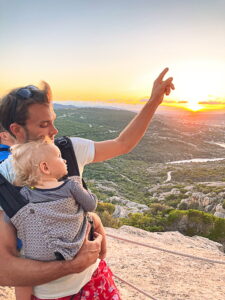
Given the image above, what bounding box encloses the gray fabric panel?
[11,178,97,261]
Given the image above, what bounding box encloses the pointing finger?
[156,67,169,82]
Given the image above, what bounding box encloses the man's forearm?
[117,99,159,153]
[0,211,101,286]
[0,212,72,286]
[0,251,74,286]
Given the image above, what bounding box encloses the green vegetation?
[166,209,225,244]
[120,213,165,232]
[96,202,115,215]
[195,184,225,195]
[96,202,121,228]
[54,107,225,245]
[172,165,225,183]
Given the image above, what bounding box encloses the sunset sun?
[166,61,225,112]
[186,101,204,112]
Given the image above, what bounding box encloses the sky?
[1,0,225,111]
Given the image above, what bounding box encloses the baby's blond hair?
[11,138,53,186]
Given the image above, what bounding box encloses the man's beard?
[23,126,55,143]
[22,126,31,142]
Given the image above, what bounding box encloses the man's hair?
[11,139,53,186]
[0,81,52,135]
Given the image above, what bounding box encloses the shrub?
[120,212,165,232]
[96,202,115,215]
[166,209,225,245]
[149,203,173,216]
[178,201,188,210]
[97,211,121,228]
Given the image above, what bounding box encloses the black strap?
[0,174,28,218]
[55,136,87,190]
[0,148,10,152]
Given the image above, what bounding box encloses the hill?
[54,106,225,245]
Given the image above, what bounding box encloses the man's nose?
[51,124,58,135]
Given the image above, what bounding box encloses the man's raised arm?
[0,212,101,286]
[93,68,175,163]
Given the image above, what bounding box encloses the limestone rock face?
[214,204,225,219]
[106,226,225,300]
[2,226,225,300]
[178,191,218,212]
[109,196,149,218]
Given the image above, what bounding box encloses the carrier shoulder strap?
[0,148,11,164]
[54,136,87,190]
[0,174,28,218]
[0,148,10,152]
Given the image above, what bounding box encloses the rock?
[95,183,116,193]
[214,204,225,218]
[113,205,129,218]
[184,185,194,191]
[214,212,225,219]
[205,204,215,212]
[108,196,149,217]
[105,226,225,299]
[170,188,180,195]
[215,204,225,213]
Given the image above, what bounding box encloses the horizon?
[54,100,225,115]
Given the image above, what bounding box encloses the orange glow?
[185,102,205,112]
[161,97,225,112]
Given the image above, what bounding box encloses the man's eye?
[40,122,49,128]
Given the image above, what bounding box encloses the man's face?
[18,103,58,143]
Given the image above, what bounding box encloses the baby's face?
[45,144,68,179]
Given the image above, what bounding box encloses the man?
[0,68,174,287]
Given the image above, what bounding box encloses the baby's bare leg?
[15,286,32,300]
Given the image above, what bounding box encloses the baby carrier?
[0,136,94,260]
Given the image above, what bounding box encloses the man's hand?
[150,67,175,105]
[70,224,102,273]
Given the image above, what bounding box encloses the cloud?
[198,97,225,105]
[163,100,188,104]
[177,100,188,104]
[198,101,225,105]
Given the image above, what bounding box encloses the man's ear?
[39,161,50,175]
[9,123,23,140]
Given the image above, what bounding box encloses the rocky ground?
[1,226,225,300]
[93,175,225,219]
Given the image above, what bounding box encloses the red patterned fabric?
[31,260,121,300]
